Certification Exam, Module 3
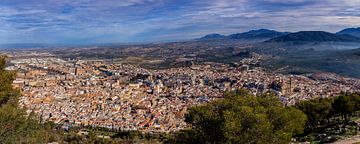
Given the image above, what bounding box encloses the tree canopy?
[0,56,17,106]
[173,90,307,144]
[295,97,333,131]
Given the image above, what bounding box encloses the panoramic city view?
[1,0,360,143]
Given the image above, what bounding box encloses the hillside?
[199,34,226,40]
[199,29,288,41]
[265,31,360,42]
[337,27,360,38]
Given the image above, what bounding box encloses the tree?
[352,93,360,112]
[177,89,307,144]
[0,56,17,106]
[295,97,333,131]
[332,93,359,122]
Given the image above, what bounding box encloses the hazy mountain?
[0,43,52,49]
[227,29,288,40]
[265,31,360,42]
[337,27,360,38]
[199,29,288,41]
[199,34,227,40]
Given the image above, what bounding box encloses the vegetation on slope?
[169,90,360,143]
[295,93,360,142]
[169,90,308,143]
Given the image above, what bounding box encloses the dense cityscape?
[5,51,360,133]
[1,0,360,143]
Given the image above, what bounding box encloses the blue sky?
[0,0,360,44]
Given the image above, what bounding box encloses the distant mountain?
[265,31,360,42]
[227,29,288,40]
[337,27,360,38]
[0,43,51,49]
[198,29,288,41]
[199,34,226,40]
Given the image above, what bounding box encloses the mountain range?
[199,29,288,41]
[200,28,360,42]
[198,27,360,78]
[227,29,289,40]
[265,31,360,42]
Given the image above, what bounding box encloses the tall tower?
[281,77,295,96]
